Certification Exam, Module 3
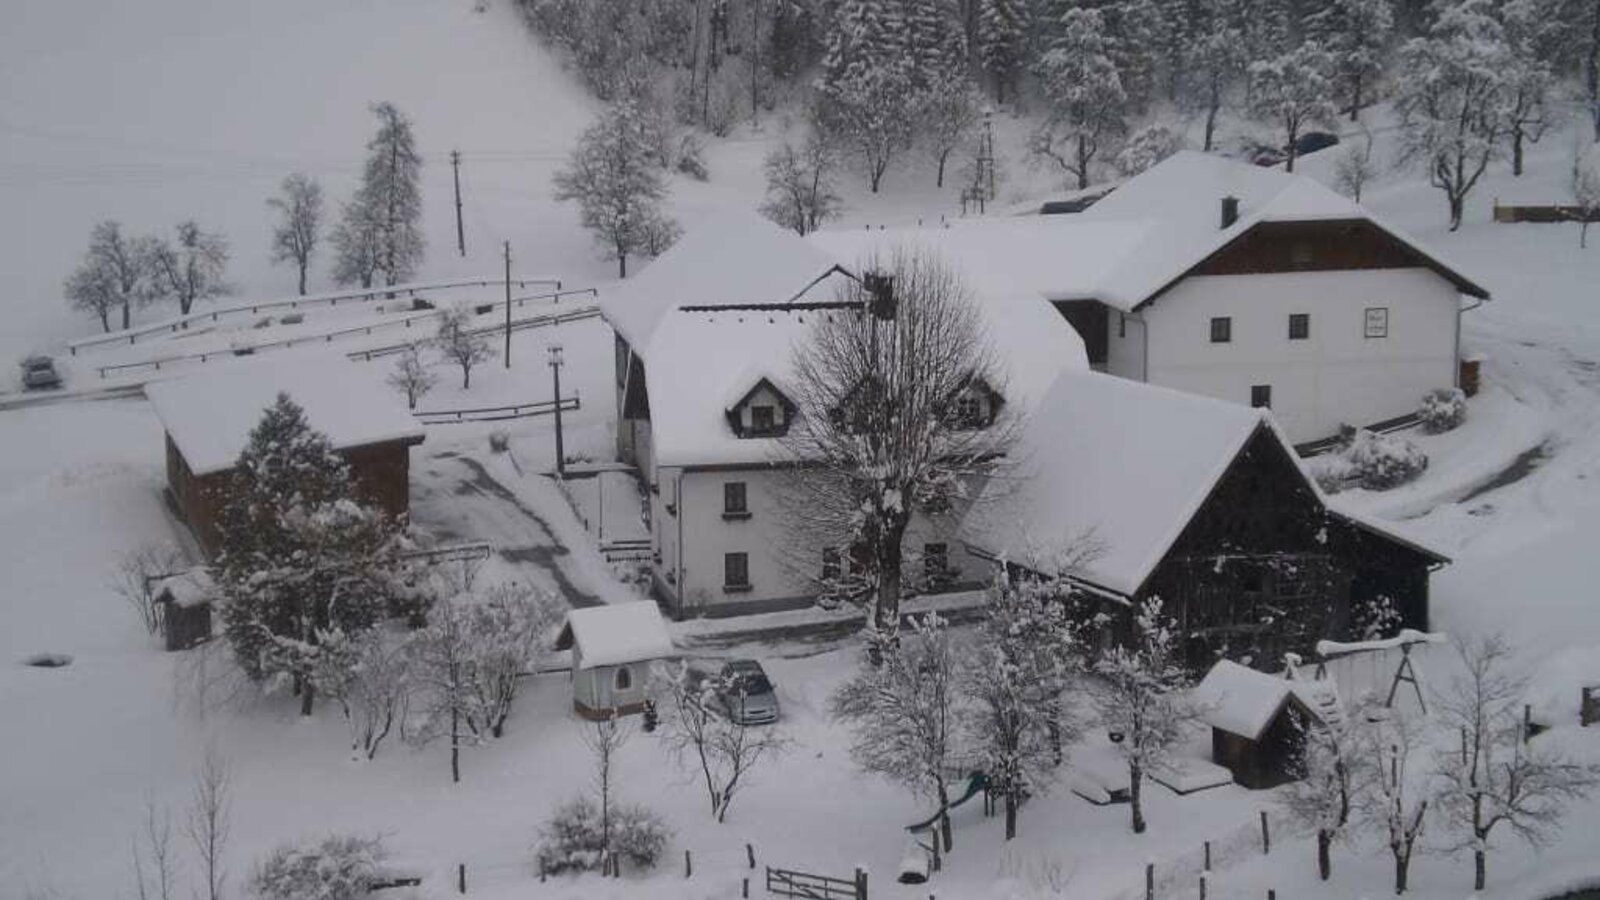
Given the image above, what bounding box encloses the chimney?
[1221,195,1240,229]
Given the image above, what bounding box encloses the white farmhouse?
[601,213,1082,618]
[812,152,1490,445]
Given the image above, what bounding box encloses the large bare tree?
[781,249,1015,640]
[267,173,323,296]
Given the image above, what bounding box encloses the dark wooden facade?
[1149,219,1488,301]
[1102,424,1440,672]
[1211,695,1315,790]
[166,434,419,559]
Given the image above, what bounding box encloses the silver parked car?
[717,659,780,725]
[20,355,61,390]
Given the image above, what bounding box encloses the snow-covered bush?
[1115,124,1186,177]
[533,798,669,874]
[674,133,708,181]
[1418,387,1466,434]
[487,429,510,454]
[250,834,385,900]
[1311,429,1428,492]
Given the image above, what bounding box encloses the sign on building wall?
[1363,307,1389,339]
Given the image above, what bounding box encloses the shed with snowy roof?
[554,602,676,719]
[1194,660,1344,789]
[145,352,425,557]
[153,567,217,651]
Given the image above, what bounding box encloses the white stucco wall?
[649,466,980,617]
[1140,268,1461,442]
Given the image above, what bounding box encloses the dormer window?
[946,376,1004,430]
[725,377,796,439]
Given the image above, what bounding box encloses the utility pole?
[452,150,465,257]
[503,241,512,368]
[549,344,566,477]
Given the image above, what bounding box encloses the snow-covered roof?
[963,370,1266,597]
[617,218,1087,469]
[153,568,216,609]
[145,351,425,476]
[808,217,1151,306]
[1079,151,1489,308]
[1194,659,1306,740]
[554,601,675,669]
[600,212,849,353]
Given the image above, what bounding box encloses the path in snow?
[410,449,600,609]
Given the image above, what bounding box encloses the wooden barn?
[965,370,1448,672]
[554,602,676,719]
[145,353,426,558]
[1193,660,1343,789]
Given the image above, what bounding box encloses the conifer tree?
[216,394,404,716]
[336,103,424,288]
[1248,42,1338,172]
[814,0,917,192]
[1032,7,1127,189]
[977,0,1028,103]
[553,98,681,277]
[1305,0,1394,121]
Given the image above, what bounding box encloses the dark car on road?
[20,355,61,390]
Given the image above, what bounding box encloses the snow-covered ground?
[5,2,1600,899]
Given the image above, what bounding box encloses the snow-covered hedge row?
[251,834,385,900]
[1418,387,1467,434]
[533,798,670,875]
[1311,429,1429,492]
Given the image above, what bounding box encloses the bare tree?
[1093,597,1199,835]
[1032,8,1127,189]
[435,306,495,390]
[267,173,323,296]
[315,628,409,760]
[386,344,437,409]
[461,583,563,739]
[1572,142,1600,248]
[404,597,480,783]
[758,136,843,236]
[131,800,178,900]
[1248,42,1338,173]
[149,221,232,316]
[832,613,963,851]
[920,73,982,188]
[1333,130,1379,202]
[330,202,383,289]
[1433,636,1600,891]
[63,220,159,331]
[185,749,231,900]
[961,571,1084,840]
[111,542,187,636]
[1280,697,1370,880]
[585,713,634,855]
[1394,1,1510,230]
[653,662,791,823]
[1360,707,1430,894]
[553,98,680,278]
[780,249,1016,639]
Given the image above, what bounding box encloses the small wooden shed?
[153,567,217,651]
[554,602,675,719]
[1193,660,1340,790]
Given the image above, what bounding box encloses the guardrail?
[69,276,564,354]
[93,289,599,379]
[348,304,601,362]
[414,396,581,425]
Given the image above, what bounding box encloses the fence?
[68,276,563,354]
[413,396,580,425]
[1492,201,1600,224]
[93,293,599,378]
[1105,812,1272,900]
[767,865,868,900]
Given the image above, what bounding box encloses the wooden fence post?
[457,862,466,894]
[856,866,869,900]
[1146,862,1155,900]
[743,877,750,898]
[1204,841,1211,872]
[1199,873,1207,900]
[747,843,756,869]
[1267,890,1276,900]
[1260,811,1270,855]
[685,849,692,878]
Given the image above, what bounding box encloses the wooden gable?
[725,377,796,438]
[1139,218,1489,310]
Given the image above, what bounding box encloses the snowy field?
[5,2,1600,899]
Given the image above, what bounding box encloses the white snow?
[153,567,216,609]
[965,370,1266,596]
[145,350,425,475]
[554,601,675,670]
